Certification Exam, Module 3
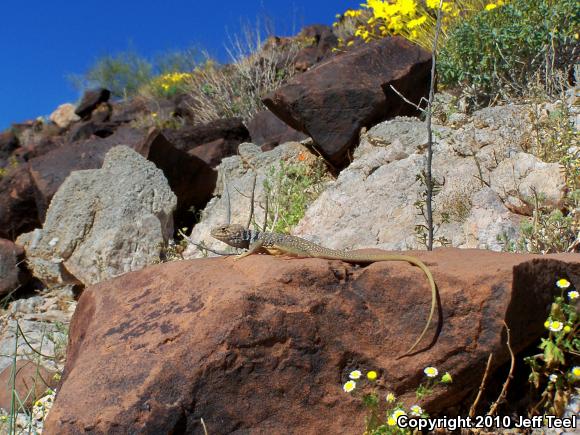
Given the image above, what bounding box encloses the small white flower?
[549,374,558,382]
[568,290,579,300]
[556,279,571,289]
[424,366,438,378]
[349,370,362,380]
[410,404,423,416]
[390,409,406,425]
[549,321,564,332]
[343,380,356,392]
[386,392,396,403]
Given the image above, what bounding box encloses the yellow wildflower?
[386,392,396,403]
[572,366,580,378]
[564,325,572,333]
[406,16,427,29]
[398,0,417,16]
[367,370,378,381]
[485,3,498,10]
[569,290,579,300]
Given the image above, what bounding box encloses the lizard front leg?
[234,240,264,260]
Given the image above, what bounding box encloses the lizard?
[210,224,437,356]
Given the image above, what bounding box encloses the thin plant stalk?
[425,0,445,251]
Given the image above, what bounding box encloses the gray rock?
[293,105,565,251]
[49,103,80,128]
[184,141,326,258]
[491,152,565,215]
[16,146,177,287]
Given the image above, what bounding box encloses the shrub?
[146,72,193,98]
[262,156,329,234]
[72,46,204,99]
[183,30,301,123]
[335,0,490,51]
[70,50,153,98]
[498,97,579,254]
[525,278,580,416]
[438,0,579,103]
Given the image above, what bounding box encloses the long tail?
[319,251,437,356]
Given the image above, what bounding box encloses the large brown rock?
[162,118,250,167]
[44,249,579,434]
[66,120,118,142]
[0,238,25,296]
[0,130,19,163]
[110,98,149,123]
[75,88,111,119]
[263,36,431,167]
[294,24,338,71]
[247,110,308,149]
[134,131,217,228]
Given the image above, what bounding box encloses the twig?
[469,353,494,418]
[16,322,54,359]
[0,285,22,307]
[425,0,445,251]
[178,230,235,257]
[201,417,209,435]
[223,174,231,225]
[471,152,491,188]
[263,194,269,232]
[245,173,257,229]
[388,85,427,112]
[488,321,515,416]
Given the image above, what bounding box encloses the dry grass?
[183,26,303,124]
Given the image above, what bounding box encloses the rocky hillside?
[0,7,578,434]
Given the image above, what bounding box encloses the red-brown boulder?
[74,88,111,119]
[161,118,250,167]
[0,360,58,411]
[294,24,338,71]
[263,37,431,167]
[247,110,308,149]
[0,166,39,240]
[44,249,579,433]
[0,130,19,163]
[0,238,26,296]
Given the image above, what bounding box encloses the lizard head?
[210,224,249,248]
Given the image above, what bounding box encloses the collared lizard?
[211,224,437,356]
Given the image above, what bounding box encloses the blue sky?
[0,0,359,131]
